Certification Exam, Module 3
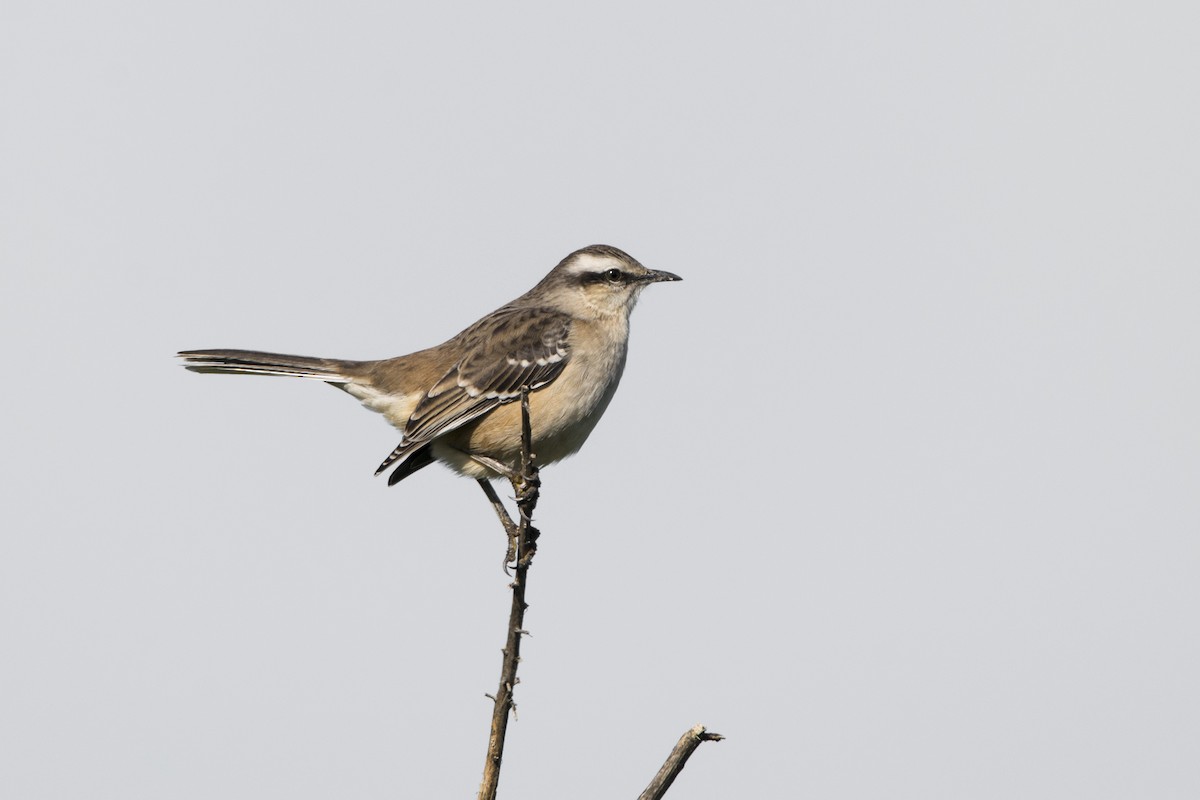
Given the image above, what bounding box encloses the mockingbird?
[178,244,680,485]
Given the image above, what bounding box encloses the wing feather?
[374,308,572,477]
[406,308,572,442]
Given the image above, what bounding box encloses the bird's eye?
[605,268,624,283]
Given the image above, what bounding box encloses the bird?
[178,244,681,486]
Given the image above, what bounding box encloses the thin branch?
[637,724,725,800]
[477,388,540,800]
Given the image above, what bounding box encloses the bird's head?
[533,244,682,318]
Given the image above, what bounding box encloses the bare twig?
[475,393,716,798]
[637,724,725,800]
[477,388,540,800]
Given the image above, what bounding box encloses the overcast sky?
[2,2,1198,798]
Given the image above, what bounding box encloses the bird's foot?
[513,471,541,506]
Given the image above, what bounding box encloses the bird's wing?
[375,308,572,477]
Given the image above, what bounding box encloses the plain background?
[3,2,1198,798]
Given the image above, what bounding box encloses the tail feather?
[177,349,359,383]
[179,348,436,486]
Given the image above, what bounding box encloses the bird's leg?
[476,478,519,571]
[469,390,541,570]
[469,453,519,482]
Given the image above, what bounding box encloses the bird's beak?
[643,269,682,284]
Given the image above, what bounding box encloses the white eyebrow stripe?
[562,252,623,276]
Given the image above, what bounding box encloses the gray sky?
[3,2,1198,798]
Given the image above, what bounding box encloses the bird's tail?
[177,349,361,383]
